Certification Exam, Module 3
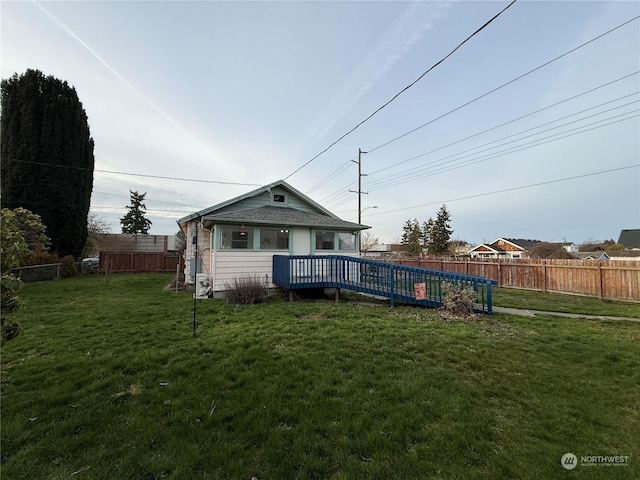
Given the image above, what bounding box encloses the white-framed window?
[315,231,357,251]
[338,232,356,250]
[315,231,335,250]
[260,228,289,250]
[220,226,254,249]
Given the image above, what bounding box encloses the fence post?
[389,264,395,307]
[542,260,547,293]
[597,263,603,299]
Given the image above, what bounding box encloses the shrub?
[24,249,60,266]
[59,255,78,278]
[440,281,477,317]
[223,274,269,305]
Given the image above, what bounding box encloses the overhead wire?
[310,15,640,204]
[366,165,639,216]
[318,73,640,206]
[323,92,640,206]
[283,0,518,181]
[322,111,639,208]
[11,160,262,187]
[364,96,640,190]
[368,72,640,177]
[365,113,639,192]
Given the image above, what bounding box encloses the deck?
[272,255,498,314]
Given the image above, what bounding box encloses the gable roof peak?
[178,179,343,225]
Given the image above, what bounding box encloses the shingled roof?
[203,206,364,230]
[177,179,369,231]
[618,229,640,249]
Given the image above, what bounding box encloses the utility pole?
[349,148,369,224]
[350,149,368,252]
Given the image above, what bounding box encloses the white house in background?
[468,238,542,259]
[177,180,369,296]
[559,242,579,253]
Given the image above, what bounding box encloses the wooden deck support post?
[335,287,340,303]
[288,290,294,302]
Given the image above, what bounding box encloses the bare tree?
[360,231,380,252]
[528,242,574,259]
[81,213,113,257]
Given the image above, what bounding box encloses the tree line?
[400,205,452,256]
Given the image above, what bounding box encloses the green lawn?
[1,274,638,479]
[492,286,640,318]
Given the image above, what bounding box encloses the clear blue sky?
[2,0,639,245]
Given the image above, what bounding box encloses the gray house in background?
[177,180,369,296]
[618,229,640,249]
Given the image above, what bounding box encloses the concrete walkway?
[493,306,640,322]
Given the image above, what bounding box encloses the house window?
[273,194,285,203]
[314,231,356,251]
[260,228,289,250]
[220,226,254,249]
[338,232,355,250]
[315,231,335,250]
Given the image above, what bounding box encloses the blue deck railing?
[272,255,498,314]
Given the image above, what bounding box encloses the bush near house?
[222,273,269,304]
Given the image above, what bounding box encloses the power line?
[367,165,639,216]
[368,73,640,177]
[363,18,640,157]
[311,16,640,204]
[317,72,640,205]
[95,169,262,187]
[11,160,262,187]
[365,98,639,190]
[366,113,639,192]
[321,112,638,208]
[283,0,518,181]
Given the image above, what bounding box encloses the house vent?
[273,194,285,203]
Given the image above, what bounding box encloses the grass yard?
[1,274,639,479]
[492,287,640,318]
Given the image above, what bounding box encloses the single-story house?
[597,250,640,261]
[468,238,542,259]
[177,180,369,297]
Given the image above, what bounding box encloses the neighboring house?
[558,242,579,253]
[177,180,369,296]
[572,252,601,260]
[598,250,640,261]
[618,229,640,250]
[468,238,542,259]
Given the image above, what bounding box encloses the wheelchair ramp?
[273,255,497,314]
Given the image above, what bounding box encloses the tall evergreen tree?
[1,69,95,258]
[120,191,152,234]
[401,219,422,256]
[422,218,434,254]
[430,205,453,255]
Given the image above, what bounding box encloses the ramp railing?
[273,255,497,314]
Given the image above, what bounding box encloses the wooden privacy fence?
[99,252,183,273]
[389,258,640,302]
